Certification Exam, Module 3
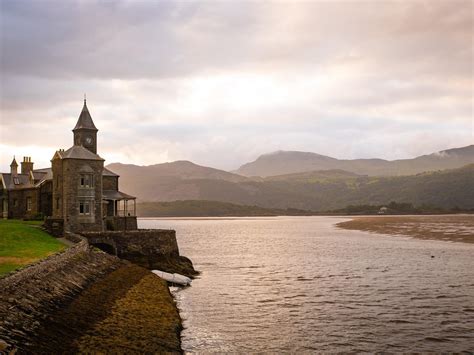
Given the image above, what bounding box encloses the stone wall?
[103,175,118,190]
[82,229,197,276]
[5,187,39,219]
[52,157,105,232]
[39,180,53,217]
[105,215,138,231]
[44,217,65,237]
[83,229,179,257]
[0,235,124,352]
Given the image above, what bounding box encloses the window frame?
[79,200,93,216]
[26,197,32,211]
[79,174,94,188]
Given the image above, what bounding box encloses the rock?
[0,339,9,351]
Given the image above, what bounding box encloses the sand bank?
[337,215,473,244]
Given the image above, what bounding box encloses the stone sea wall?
[0,235,124,352]
[82,229,197,276]
[0,228,196,352]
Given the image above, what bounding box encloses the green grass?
[0,219,66,276]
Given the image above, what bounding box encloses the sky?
[0,0,472,172]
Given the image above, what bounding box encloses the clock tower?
[73,98,98,154]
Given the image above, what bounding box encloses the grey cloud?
[1,1,471,81]
[0,0,472,172]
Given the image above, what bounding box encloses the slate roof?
[1,166,118,190]
[55,145,104,161]
[73,100,98,131]
[103,167,119,177]
[103,190,136,200]
[0,173,34,190]
[33,168,53,181]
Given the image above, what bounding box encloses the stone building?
[0,100,137,232]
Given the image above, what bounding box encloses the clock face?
[85,136,93,145]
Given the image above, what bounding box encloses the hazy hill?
[108,160,247,182]
[107,160,248,202]
[264,169,360,182]
[235,145,474,177]
[107,160,474,211]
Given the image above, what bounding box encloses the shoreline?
[336,215,474,244]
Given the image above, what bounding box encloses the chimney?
[21,156,34,174]
[10,156,18,176]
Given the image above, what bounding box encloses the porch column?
[112,199,116,216]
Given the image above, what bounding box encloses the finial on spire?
[84,93,87,105]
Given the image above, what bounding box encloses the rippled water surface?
[139,216,474,353]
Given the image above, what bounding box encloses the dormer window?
[13,177,20,185]
[80,174,94,188]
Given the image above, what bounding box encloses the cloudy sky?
[0,0,472,172]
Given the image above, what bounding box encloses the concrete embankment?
[0,233,185,353]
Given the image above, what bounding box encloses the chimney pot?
[21,156,34,174]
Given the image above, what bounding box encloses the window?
[56,198,60,210]
[79,200,92,215]
[80,174,94,188]
[13,177,20,185]
[26,197,32,211]
[13,199,18,207]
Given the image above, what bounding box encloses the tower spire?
[73,98,98,154]
[10,156,18,175]
[73,98,97,131]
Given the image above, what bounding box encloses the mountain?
[108,160,247,182]
[106,160,249,202]
[235,145,474,177]
[108,159,474,211]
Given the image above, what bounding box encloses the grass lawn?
[0,219,66,276]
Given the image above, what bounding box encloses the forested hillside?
[110,163,474,212]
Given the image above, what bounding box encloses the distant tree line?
[137,200,473,217]
[330,201,474,215]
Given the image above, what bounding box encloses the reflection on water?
[139,217,474,353]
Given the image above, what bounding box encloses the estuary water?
[139,216,474,353]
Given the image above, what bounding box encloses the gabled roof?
[53,145,104,161]
[73,99,98,131]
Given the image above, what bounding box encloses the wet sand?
[337,215,474,244]
[26,263,182,354]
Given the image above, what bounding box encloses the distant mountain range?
[107,145,474,212]
[235,145,474,177]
